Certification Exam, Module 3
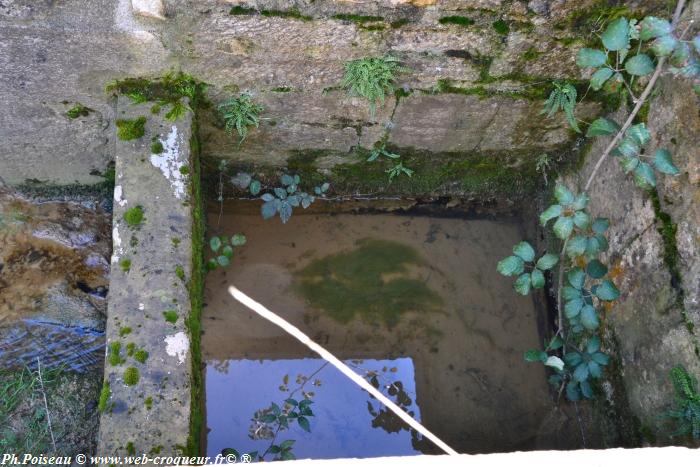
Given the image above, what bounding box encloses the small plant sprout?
[260,174,330,223]
[218,94,264,144]
[386,162,414,182]
[665,366,700,439]
[541,82,580,132]
[367,146,400,162]
[207,233,247,271]
[116,116,147,141]
[341,56,407,116]
[535,153,552,184]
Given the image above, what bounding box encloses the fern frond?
[218,94,264,143]
[341,56,407,117]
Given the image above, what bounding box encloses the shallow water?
[202,201,579,458]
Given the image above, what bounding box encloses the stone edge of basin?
[96,96,198,458]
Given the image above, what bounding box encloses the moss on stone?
[118,326,132,337]
[144,397,153,410]
[98,381,111,413]
[175,265,186,281]
[163,310,178,324]
[492,19,509,35]
[134,349,149,364]
[271,86,294,93]
[123,367,139,386]
[390,19,409,28]
[523,47,541,61]
[332,13,384,23]
[126,342,136,357]
[439,16,474,27]
[179,165,190,176]
[66,103,92,119]
[108,342,124,366]
[229,5,255,15]
[116,117,146,141]
[261,8,312,21]
[294,239,443,327]
[119,258,131,273]
[123,206,144,228]
[150,140,164,154]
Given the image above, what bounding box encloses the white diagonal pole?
[228,286,459,456]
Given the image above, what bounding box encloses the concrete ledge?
[98,97,194,456]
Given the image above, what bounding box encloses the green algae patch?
[123,206,144,228]
[123,367,140,386]
[294,239,442,327]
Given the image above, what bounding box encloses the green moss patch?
[229,5,255,15]
[151,140,164,154]
[98,381,111,413]
[492,20,509,35]
[439,16,474,27]
[123,206,144,228]
[134,350,149,364]
[66,103,92,119]
[108,342,124,366]
[119,258,131,273]
[261,9,312,21]
[163,310,178,324]
[332,13,384,23]
[116,117,146,141]
[294,239,443,327]
[123,367,139,386]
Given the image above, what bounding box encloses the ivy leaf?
[566,381,581,401]
[625,54,655,76]
[249,180,261,196]
[580,305,600,330]
[576,48,608,67]
[573,211,591,229]
[617,137,640,158]
[539,204,563,226]
[639,16,672,41]
[626,123,650,147]
[587,336,601,353]
[280,439,296,450]
[545,356,565,372]
[536,253,559,270]
[620,156,640,173]
[568,267,586,289]
[554,184,574,205]
[670,41,691,67]
[634,162,657,189]
[547,335,564,351]
[231,234,247,246]
[564,352,583,368]
[586,117,620,137]
[531,268,545,289]
[572,193,589,211]
[591,352,610,365]
[586,259,608,278]
[514,273,532,296]
[261,201,277,219]
[588,360,602,378]
[588,235,609,257]
[566,235,588,258]
[653,149,680,175]
[590,67,613,90]
[651,34,678,57]
[297,416,311,432]
[563,286,582,301]
[592,217,610,234]
[573,362,590,382]
[553,216,574,239]
[595,279,620,301]
[209,237,222,252]
[580,380,593,398]
[513,241,536,262]
[497,255,525,276]
[525,349,547,362]
[565,298,584,318]
[601,18,629,51]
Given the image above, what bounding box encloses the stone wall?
[1,0,668,187]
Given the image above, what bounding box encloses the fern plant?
[341,56,406,116]
[218,94,264,144]
[541,82,580,133]
[665,366,700,439]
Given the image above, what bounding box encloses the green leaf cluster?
[497,241,559,296]
[665,366,700,439]
[218,94,264,144]
[116,116,146,141]
[207,233,247,270]
[341,56,407,116]
[541,82,580,132]
[386,162,414,182]
[261,174,329,224]
[540,184,591,240]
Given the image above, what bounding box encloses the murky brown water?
[202,200,585,458]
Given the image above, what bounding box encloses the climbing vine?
[498,3,694,402]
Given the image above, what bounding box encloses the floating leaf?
[554,184,574,205]
[653,148,680,175]
[545,356,565,372]
[587,259,608,278]
[209,236,222,252]
[586,117,620,137]
[639,16,672,41]
[531,268,545,289]
[540,204,563,226]
[602,18,629,51]
[590,67,613,90]
[553,216,574,239]
[513,241,536,262]
[497,255,525,276]
[580,305,599,330]
[634,161,657,189]
[595,279,620,301]
[577,48,607,68]
[536,253,559,270]
[651,34,678,57]
[625,54,655,76]
[566,235,588,258]
[514,273,532,295]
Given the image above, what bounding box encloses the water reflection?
[205,357,424,460]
